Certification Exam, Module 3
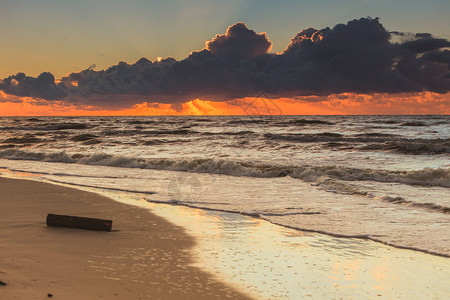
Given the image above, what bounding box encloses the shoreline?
[8,168,450,258]
[1,157,448,258]
[0,177,252,299]
[2,175,450,299]
[147,199,450,259]
[144,196,450,299]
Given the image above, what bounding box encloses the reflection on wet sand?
[4,175,448,300]
[148,203,450,300]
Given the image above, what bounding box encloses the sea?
[0,115,449,298]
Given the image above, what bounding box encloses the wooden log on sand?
[46,214,112,231]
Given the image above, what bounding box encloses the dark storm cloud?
[401,38,450,53]
[1,72,67,100]
[0,17,449,107]
[423,50,450,64]
[206,22,272,60]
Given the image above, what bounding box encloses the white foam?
[1,159,449,256]
[0,149,448,188]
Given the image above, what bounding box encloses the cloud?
[206,22,272,60]
[401,38,450,53]
[0,17,449,108]
[1,72,67,100]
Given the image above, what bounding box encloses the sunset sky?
[1,0,449,115]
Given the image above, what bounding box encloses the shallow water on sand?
[149,204,450,300]
[2,169,449,299]
[2,163,450,299]
[1,160,449,257]
[80,186,450,300]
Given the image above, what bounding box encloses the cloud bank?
[1,17,449,108]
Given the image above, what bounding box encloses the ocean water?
[0,115,449,257]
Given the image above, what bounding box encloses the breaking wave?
[375,196,450,214]
[0,149,448,188]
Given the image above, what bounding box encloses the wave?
[310,177,450,214]
[265,133,450,154]
[1,134,42,145]
[144,129,197,135]
[190,118,215,122]
[201,130,256,136]
[376,196,450,214]
[142,139,190,146]
[274,119,334,126]
[101,129,141,136]
[355,133,398,138]
[71,134,99,142]
[227,118,335,126]
[0,149,449,189]
[45,178,157,194]
[227,119,268,125]
[0,123,90,131]
[401,122,426,127]
[358,141,450,155]
[378,120,401,124]
[146,198,322,217]
[265,133,343,142]
[99,128,198,137]
[126,120,157,125]
[26,118,43,122]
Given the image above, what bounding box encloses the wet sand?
[0,177,252,299]
[149,203,450,299]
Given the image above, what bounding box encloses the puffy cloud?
[206,22,272,61]
[1,72,67,100]
[423,49,450,65]
[401,38,450,53]
[0,17,449,108]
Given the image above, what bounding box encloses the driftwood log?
[46,214,112,231]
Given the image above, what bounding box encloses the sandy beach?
[0,177,252,299]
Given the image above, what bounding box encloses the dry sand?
[0,177,252,299]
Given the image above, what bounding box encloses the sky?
[0,0,449,115]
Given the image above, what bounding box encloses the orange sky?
[0,90,449,116]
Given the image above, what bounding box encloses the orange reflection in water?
[331,260,363,282]
[371,261,391,291]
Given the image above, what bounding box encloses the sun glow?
[0,90,448,116]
